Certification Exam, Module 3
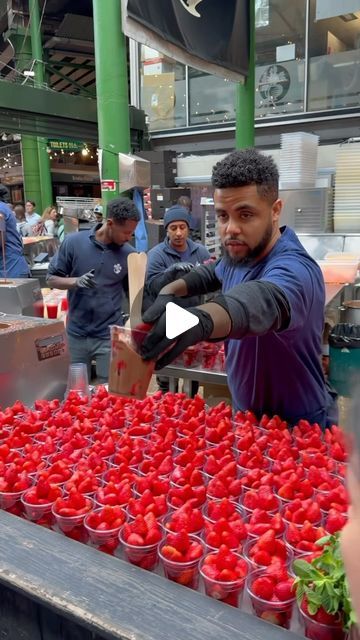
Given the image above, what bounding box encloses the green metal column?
[8,28,43,209]
[235,0,255,149]
[29,0,53,209]
[21,135,43,207]
[93,0,131,206]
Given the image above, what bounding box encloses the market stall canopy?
[121,0,249,82]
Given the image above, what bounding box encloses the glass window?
[308,3,360,111]
[139,45,186,131]
[188,68,236,126]
[255,0,306,118]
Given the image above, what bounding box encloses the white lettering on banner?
[178,0,203,18]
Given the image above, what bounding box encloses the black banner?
[126,0,249,79]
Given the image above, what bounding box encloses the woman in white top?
[41,206,58,236]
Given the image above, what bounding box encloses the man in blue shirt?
[141,149,335,427]
[47,197,139,383]
[0,184,30,278]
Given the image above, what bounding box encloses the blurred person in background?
[41,206,58,236]
[24,200,41,232]
[0,184,30,277]
[13,204,28,236]
[144,204,210,394]
[94,205,103,224]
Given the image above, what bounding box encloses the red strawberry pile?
[0,390,350,629]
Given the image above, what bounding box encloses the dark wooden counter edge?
[0,510,303,640]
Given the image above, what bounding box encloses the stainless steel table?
[158,364,228,395]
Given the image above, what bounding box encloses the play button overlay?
[166,302,199,340]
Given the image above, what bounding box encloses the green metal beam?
[47,66,95,97]
[0,78,97,122]
[48,62,95,72]
[29,0,53,210]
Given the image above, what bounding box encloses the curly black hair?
[107,196,140,224]
[212,148,279,203]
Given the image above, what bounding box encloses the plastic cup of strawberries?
[21,480,63,526]
[246,565,296,629]
[200,546,249,607]
[299,600,347,640]
[52,491,93,542]
[243,530,293,570]
[119,514,163,571]
[158,532,205,589]
[84,506,126,553]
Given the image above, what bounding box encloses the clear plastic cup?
[158,536,205,589]
[65,363,90,399]
[21,486,62,526]
[119,526,161,571]
[299,606,346,640]
[84,507,126,552]
[246,568,296,629]
[52,497,93,542]
[46,300,59,319]
[200,553,248,607]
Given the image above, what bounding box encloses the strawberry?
[126,533,144,546]
[252,576,274,600]
[274,579,294,601]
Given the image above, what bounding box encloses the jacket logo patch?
[114,263,122,275]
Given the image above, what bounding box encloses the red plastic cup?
[60,297,69,312]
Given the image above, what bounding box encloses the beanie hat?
[164,205,191,228]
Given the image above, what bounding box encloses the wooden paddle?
[125,251,147,328]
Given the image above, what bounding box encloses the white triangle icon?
[166,302,199,340]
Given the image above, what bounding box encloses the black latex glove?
[76,269,96,289]
[148,262,194,299]
[142,293,176,323]
[141,307,214,370]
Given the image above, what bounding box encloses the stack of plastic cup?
[65,363,90,399]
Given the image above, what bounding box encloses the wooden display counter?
[0,510,303,640]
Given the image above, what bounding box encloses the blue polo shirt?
[215,227,327,424]
[48,226,135,339]
[0,202,30,278]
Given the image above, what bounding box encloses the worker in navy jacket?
[47,197,139,383]
[141,149,337,428]
[145,205,210,394]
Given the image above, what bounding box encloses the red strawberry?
[252,576,274,600]
[274,579,294,601]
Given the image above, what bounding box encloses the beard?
[223,221,274,265]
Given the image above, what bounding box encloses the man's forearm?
[47,274,77,290]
